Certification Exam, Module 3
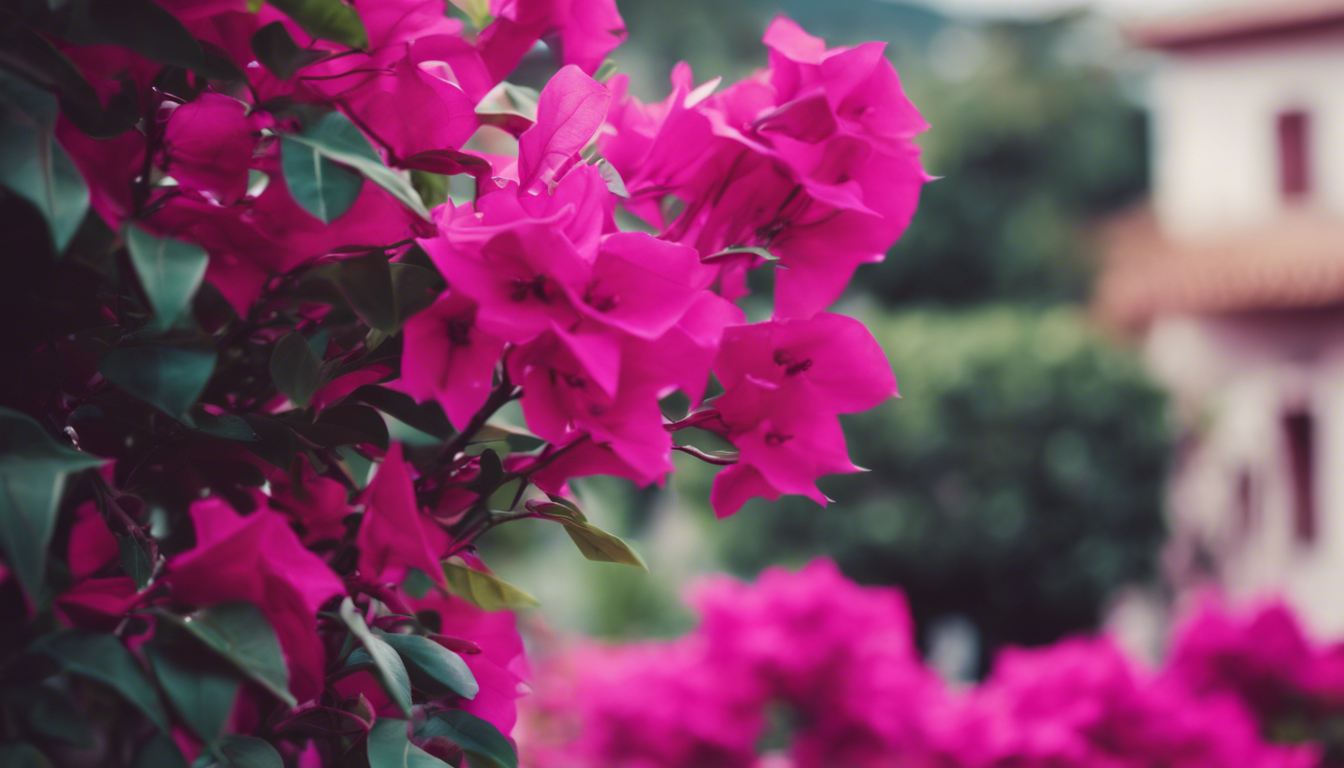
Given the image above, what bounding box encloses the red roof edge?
[1132,2,1344,52]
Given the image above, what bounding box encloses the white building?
[1095,0,1344,636]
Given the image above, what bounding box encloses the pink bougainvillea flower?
[398,292,505,431]
[161,93,258,205]
[54,577,140,631]
[577,233,715,340]
[67,502,119,582]
[714,313,896,414]
[477,0,627,81]
[356,443,450,589]
[267,462,351,545]
[516,65,611,192]
[166,499,346,701]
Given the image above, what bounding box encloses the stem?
[673,444,739,466]
[435,377,521,466]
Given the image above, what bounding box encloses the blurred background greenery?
[480,0,1172,675]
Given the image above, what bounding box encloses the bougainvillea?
[0,0,926,766]
[521,565,1324,768]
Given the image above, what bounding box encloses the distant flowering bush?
[0,0,926,765]
[521,562,1326,768]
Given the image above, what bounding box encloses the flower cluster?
[0,1,924,766]
[521,562,1323,768]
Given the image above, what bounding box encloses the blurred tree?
[711,307,1171,670]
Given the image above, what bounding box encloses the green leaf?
[157,602,296,709]
[366,718,450,768]
[339,597,413,717]
[411,168,449,209]
[124,225,209,331]
[0,684,93,746]
[191,735,283,768]
[702,246,778,265]
[415,710,517,768]
[0,743,53,768]
[56,0,241,80]
[135,735,189,768]
[193,411,260,442]
[270,332,323,409]
[304,403,389,449]
[31,630,170,731]
[118,534,153,589]
[440,559,540,611]
[284,112,430,220]
[249,21,330,81]
[527,500,647,570]
[331,252,396,332]
[352,385,453,441]
[264,0,370,50]
[0,409,103,604]
[593,59,618,83]
[280,134,362,223]
[0,16,137,138]
[238,414,298,469]
[145,641,240,744]
[99,345,215,422]
[392,263,441,326]
[0,74,89,252]
[376,631,477,699]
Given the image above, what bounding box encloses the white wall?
[1146,312,1344,636]
[1149,34,1344,238]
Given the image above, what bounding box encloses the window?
[1277,110,1311,199]
[1282,409,1315,543]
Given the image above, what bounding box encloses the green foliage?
[134,736,190,768]
[0,684,93,746]
[366,719,450,768]
[280,133,364,223]
[377,632,479,700]
[441,558,541,610]
[717,307,1170,663]
[269,332,324,409]
[145,640,241,744]
[263,0,370,50]
[0,73,89,252]
[31,630,171,731]
[125,225,209,331]
[282,112,429,219]
[416,710,519,768]
[99,344,216,423]
[340,597,414,718]
[249,22,331,81]
[529,498,648,569]
[0,409,104,603]
[192,735,283,768]
[157,602,296,708]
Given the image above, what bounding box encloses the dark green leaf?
[352,386,453,441]
[264,0,369,50]
[332,253,396,333]
[0,74,88,252]
[193,411,260,442]
[270,332,323,409]
[339,598,412,717]
[145,641,239,743]
[0,684,93,746]
[415,710,517,768]
[124,225,208,331]
[56,0,239,80]
[304,403,389,449]
[249,21,330,81]
[0,408,103,604]
[376,631,477,699]
[157,602,296,709]
[411,168,448,209]
[280,134,362,223]
[118,534,153,589]
[0,743,53,768]
[191,735,283,768]
[100,344,215,422]
[238,415,297,470]
[702,246,778,265]
[527,500,647,569]
[366,718,449,768]
[391,263,440,325]
[440,559,539,611]
[467,449,503,493]
[31,630,170,731]
[284,112,430,219]
[135,735,189,768]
